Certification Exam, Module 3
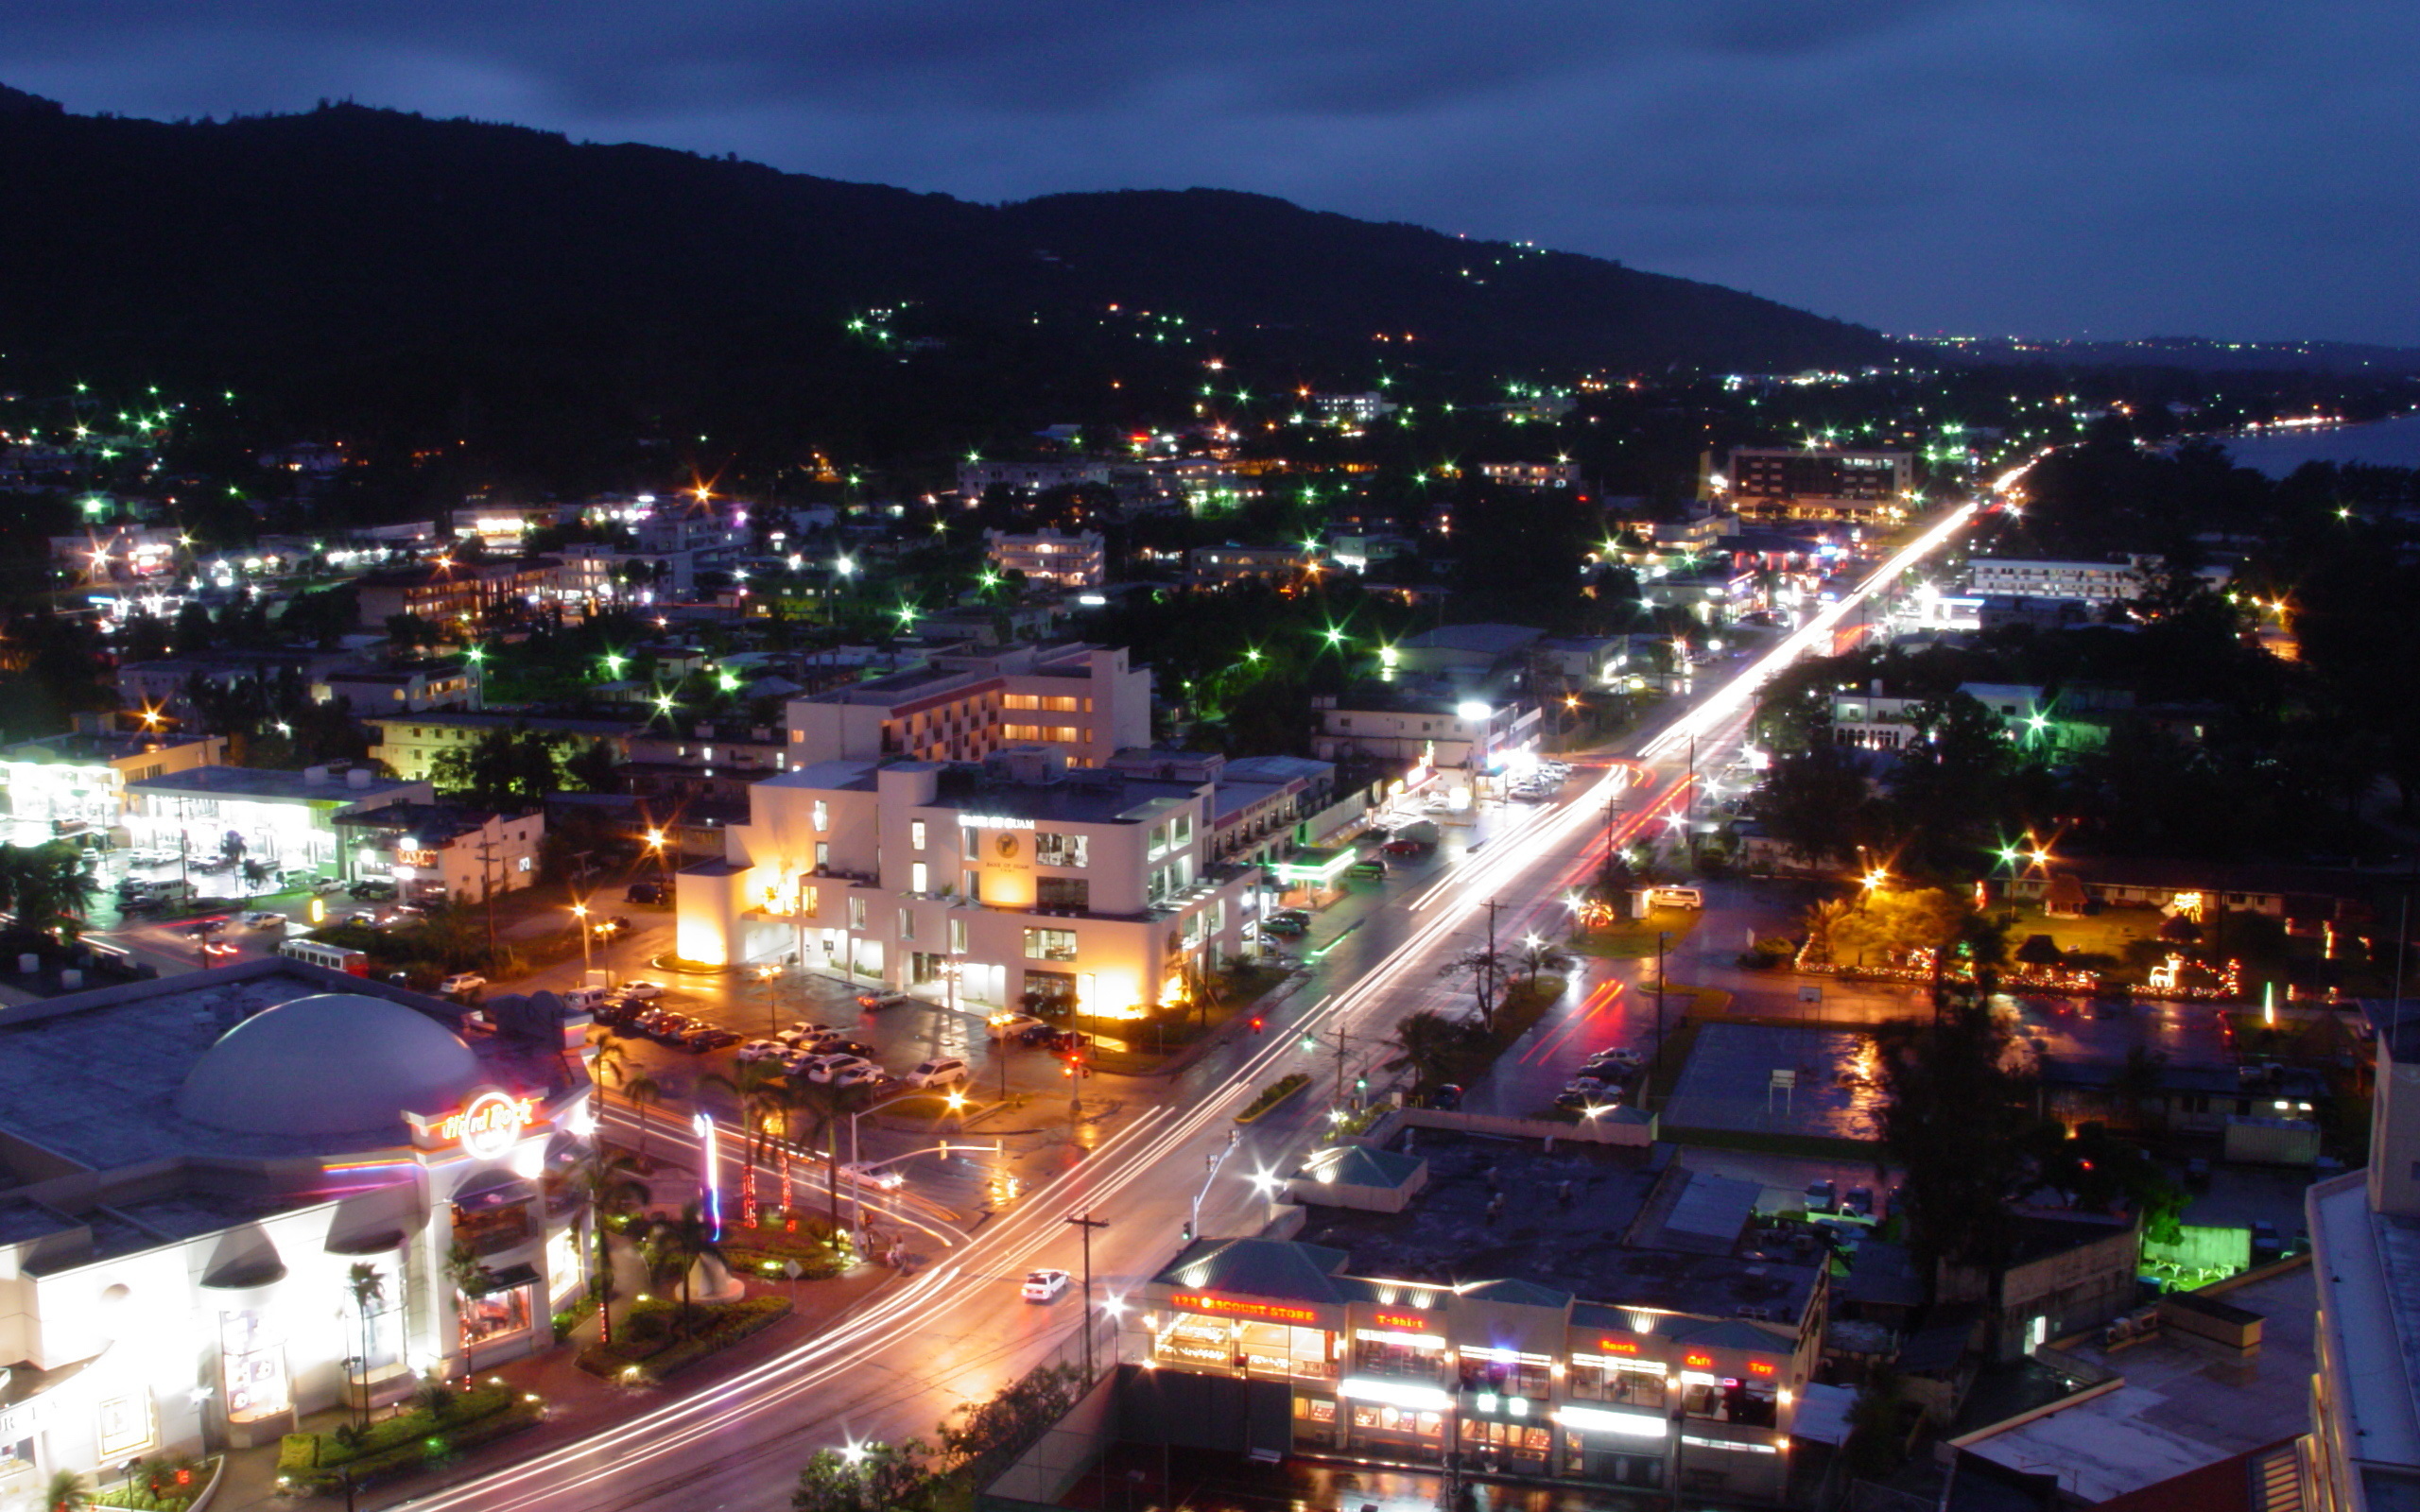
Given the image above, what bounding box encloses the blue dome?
[176,993,484,1137]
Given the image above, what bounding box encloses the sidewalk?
[208,1262,899,1511]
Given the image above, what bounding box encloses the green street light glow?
[463,645,486,664]
[1322,627,1346,645]
[718,671,742,693]
[601,653,627,677]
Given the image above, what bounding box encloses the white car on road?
[1021,1268,1070,1301]
[838,1162,905,1191]
[903,1057,969,1090]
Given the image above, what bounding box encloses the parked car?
[904,1057,970,1090]
[1648,885,1704,911]
[311,876,348,895]
[988,1012,1048,1040]
[1423,1084,1464,1110]
[1843,1187,1876,1219]
[1554,1083,1621,1110]
[1381,839,1430,858]
[626,880,666,904]
[616,980,666,1002]
[1259,914,1309,936]
[682,1026,743,1053]
[856,988,911,1010]
[808,1054,876,1084]
[1346,858,1389,880]
[1015,1022,1063,1047]
[437,972,487,996]
[1021,1268,1071,1302]
[1042,1029,1093,1056]
[348,878,398,901]
[820,1038,879,1060]
[1584,1047,1645,1072]
[1803,1179,1840,1214]
[827,1061,884,1088]
[738,1039,786,1062]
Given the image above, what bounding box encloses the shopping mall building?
[0,963,595,1504]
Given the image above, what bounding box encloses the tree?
[563,738,619,793]
[45,1469,91,1512]
[1381,1009,1463,1092]
[1842,1363,1906,1479]
[1887,691,2016,873]
[1512,936,1572,986]
[705,1058,793,1228]
[645,1201,728,1335]
[787,1076,870,1233]
[1755,744,1876,868]
[1874,1003,2032,1272]
[345,1262,386,1429]
[568,1142,648,1348]
[790,1439,937,1512]
[428,724,564,810]
[0,842,97,941]
[1437,944,1508,1032]
[940,1362,1086,1484]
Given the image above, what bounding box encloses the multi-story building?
[332,801,545,900]
[786,643,1150,770]
[1966,555,2148,604]
[1310,689,1541,773]
[984,527,1107,589]
[0,727,224,843]
[621,722,792,809]
[2308,1012,2420,1512]
[1480,461,1582,490]
[315,659,482,714]
[957,459,1114,498]
[1187,543,1315,586]
[354,558,562,628]
[123,765,431,894]
[673,747,1262,1018]
[364,712,631,785]
[1312,392,1397,425]
[1727,448,1912,524]
[1829,681,2048,751]
[1106,749,1331,868]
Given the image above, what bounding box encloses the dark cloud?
[7,0,2415,343]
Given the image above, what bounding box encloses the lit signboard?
[1168,1292,1318,1325]
[441,1091,539,1160]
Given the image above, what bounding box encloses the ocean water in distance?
[2217,411,2420,477]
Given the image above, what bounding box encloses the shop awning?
[452,1168,539,1211]
[325,1228,406,1256]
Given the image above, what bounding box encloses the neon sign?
[1592,1337,1643,1356]
[1169,1293,1318,1324]
[1372,1310,1431,1331]
[1747,1360,1776,1377]
[440,1091,538,1160]
[1683,1351,1714,1369]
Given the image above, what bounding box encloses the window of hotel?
[811,800,829,832]
[1023,927,1079,961]
[1209,899,1226,935]
[848,896,868,930]
[815,840,830,869]
[1035,832,1089,868]
[1172,813,1193,846]
[1037,877,1090,911]
[1148,823,1169,859]
[911,862,929,894]
[963,870,981,902]
[948,918,968,954]
[799,884,820,917]
[899,909,915,941]
[910,820,926,851]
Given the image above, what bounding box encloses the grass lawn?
[1568,906,1704,960]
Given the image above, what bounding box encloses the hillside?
[0,97,1893,468]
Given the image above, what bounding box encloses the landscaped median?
[277,1387,538,1495]
[1236,1073,1310,1124]
[576,1294,792,1383]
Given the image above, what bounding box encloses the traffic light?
[1301,1033,1319,1052]
[1250,1016,1265,1034]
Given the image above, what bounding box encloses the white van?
[1648,885,1704,911]
[560,987,611,1013]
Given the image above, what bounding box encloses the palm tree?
[704,1059,790,1230]
[44,1469,90,1512]
[345,1262,386,1429]
[1382,1009,1463,1093]
[617,1065,666,1164]
[787,1076,870,1234]
[568,1143,648,1348]
[1512,937,1573,986]
[646,1201,728,1337]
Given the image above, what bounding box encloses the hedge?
[1236,1074,1310,1124]
[576,1294,792,1383]
[280,1393,541,1495]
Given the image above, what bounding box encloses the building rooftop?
[332,801,524,840]
[0,730,218,767]
[1960,1263,2318,1503]
[1291,1131,1819,1330]
[0,962,579,1176]
[126,765,425,804]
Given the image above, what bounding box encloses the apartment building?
[785,642,1150,770]
[315,659,483,713]
[333,801,545,900]
[363,713,630,784]
[984,527,1107,589]
[1479,461,1582,490]
[353,558,562,627]
[1966,555,2147,604]
[673,747,1262,1017]
[1727,448,1912,524]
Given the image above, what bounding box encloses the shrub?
[1236,1074,1310,1123]
[577,1295,792,1382]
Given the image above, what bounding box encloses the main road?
[395,505,1978,1512]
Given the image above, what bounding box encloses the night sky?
[11,1,2417,346]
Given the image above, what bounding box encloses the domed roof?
[176,993,484,1138]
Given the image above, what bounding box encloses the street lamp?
[570,901,594,982]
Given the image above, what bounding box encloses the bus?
[279,937,371,976]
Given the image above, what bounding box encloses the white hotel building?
[675,747,1265,1020]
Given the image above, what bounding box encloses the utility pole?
[473,835,501,967]
[1651,930,1669,1108]
[1065,1211,1109,1383]
[1483,898,1501,1024]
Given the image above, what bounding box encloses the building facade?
[1966,556,2148,604]
[1728,448,1913,524]
[673,747,1262,1020]
[785,643,1150,771]
[0,730,223,844]
[984,528,1106,590]
[0,968,596,1505]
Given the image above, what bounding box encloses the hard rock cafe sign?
[440,1090,540,1160]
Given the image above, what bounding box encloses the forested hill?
[0,96,1891,464]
